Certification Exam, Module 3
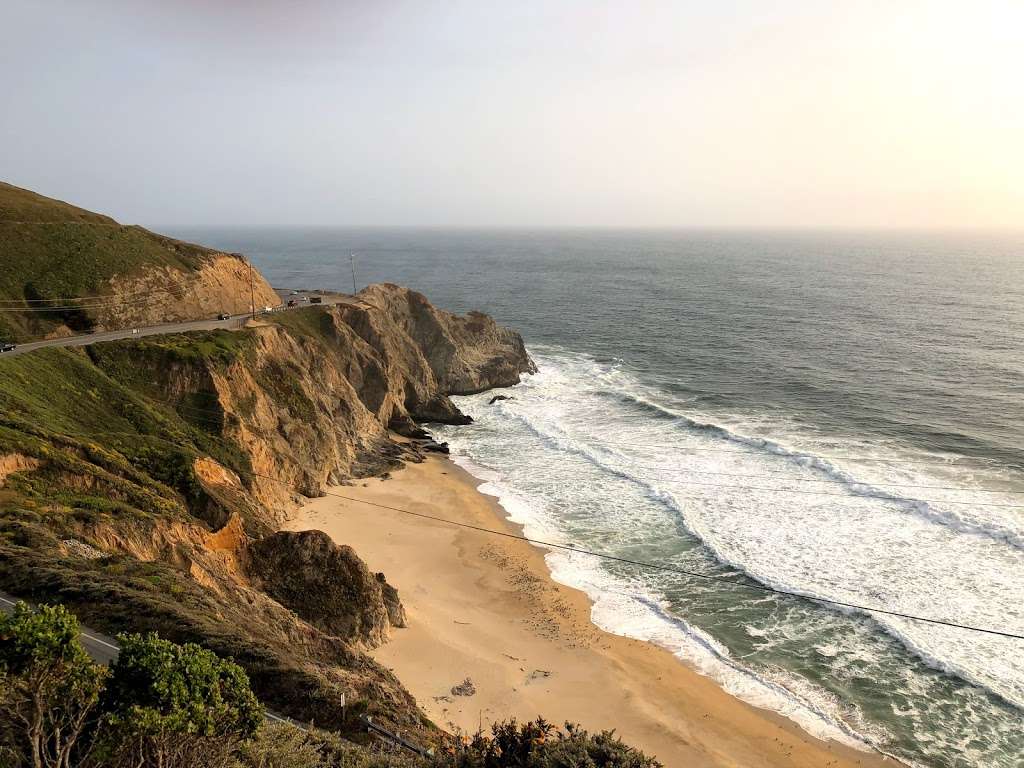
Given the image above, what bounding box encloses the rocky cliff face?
[88,283,535,531]
[95,248,281,331]
[0,281,534,741]
[0,180,280,341]
[248,530,407,648]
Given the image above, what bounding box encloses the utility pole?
[248,260,256,320]
[350,253,357,295]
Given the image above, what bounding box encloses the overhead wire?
[41,426,1024,641]
[52,394,1024,508]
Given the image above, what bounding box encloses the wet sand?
[285,455,897,768]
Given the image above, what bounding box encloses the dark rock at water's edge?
[389,415,432,440]
[418,440,450,455]
[489,394,513,404]
[411,394,474,425]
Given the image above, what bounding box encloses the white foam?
[434,346,1024,766]
[446,435,872,750]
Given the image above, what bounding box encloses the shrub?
[435,719,661,768]
[93,632,263,767]
[0,602,107,768]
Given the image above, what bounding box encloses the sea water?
[170,227,1024,767]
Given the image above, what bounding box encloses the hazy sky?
[2,1,1021,228]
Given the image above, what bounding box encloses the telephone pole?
[248,260,256,320]
[350,253,357,295]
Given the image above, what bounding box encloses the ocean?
[170,227,1024,768]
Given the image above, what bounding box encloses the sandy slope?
[285,455,897,768]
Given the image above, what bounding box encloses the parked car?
[309,296,323,304]
[217,312,230,320]
[261,306,272,314]
[0,342,16,353]
[287,299,297,307]
[289,290,299,295]
[301,296,309,302]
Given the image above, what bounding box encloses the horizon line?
[154,223,1024,234]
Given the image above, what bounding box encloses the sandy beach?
[285,454,897,768]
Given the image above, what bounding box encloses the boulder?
[247,530,406,647]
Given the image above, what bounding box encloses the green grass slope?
[0,181,227,341]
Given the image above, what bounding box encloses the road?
[0,591,120,664]
[0,290,354,359]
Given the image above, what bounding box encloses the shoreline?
[285,455,898,767]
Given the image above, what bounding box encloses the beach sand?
[284,455,897,768]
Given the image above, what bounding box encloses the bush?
[94,632,263,767]
[237,721,425,768]
[0,602,107,768]
[435,719,661,768]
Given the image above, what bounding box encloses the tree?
[0,602,107,768]
[94,632,263,768]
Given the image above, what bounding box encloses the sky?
[1,0,1022,228]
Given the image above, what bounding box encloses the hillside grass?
[0,181,229,341]
[0,343,253,529]
[267,306,340,342]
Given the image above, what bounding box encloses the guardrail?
[359,715,432,757]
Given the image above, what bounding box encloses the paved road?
[0,591,120,664]
[0,290,354,359]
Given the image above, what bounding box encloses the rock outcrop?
[87,283,535,531]
[95,248,280,330]
[248,530,405,648]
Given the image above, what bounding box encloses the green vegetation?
[0,602,262,768]
[0,182,116,224]
[435,720,661,768]
[95,633,262,767]
[267,308,341,345]
[0,603,410,768]
[0,603,106,768]
[0,346,251,531]
[0,181,223,341]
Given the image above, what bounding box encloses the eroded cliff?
[0,283,534,743]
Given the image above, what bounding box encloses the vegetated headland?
[0,181,899,767]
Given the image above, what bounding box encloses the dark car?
[217,312,230,320]
[287,299,297,307]
[0,342,16,352]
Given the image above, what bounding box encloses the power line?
[60,397,1024,507]
[311,486,1024,641]
[0,279,203,307]
[0,298,165,313]
[50,427,1024,641]
[531,434,1017,468]
[0,279,317,311]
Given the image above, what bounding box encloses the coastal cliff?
[0,279,535,740]
[86,284,535,529]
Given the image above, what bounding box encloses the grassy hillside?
[0,181,228,341]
